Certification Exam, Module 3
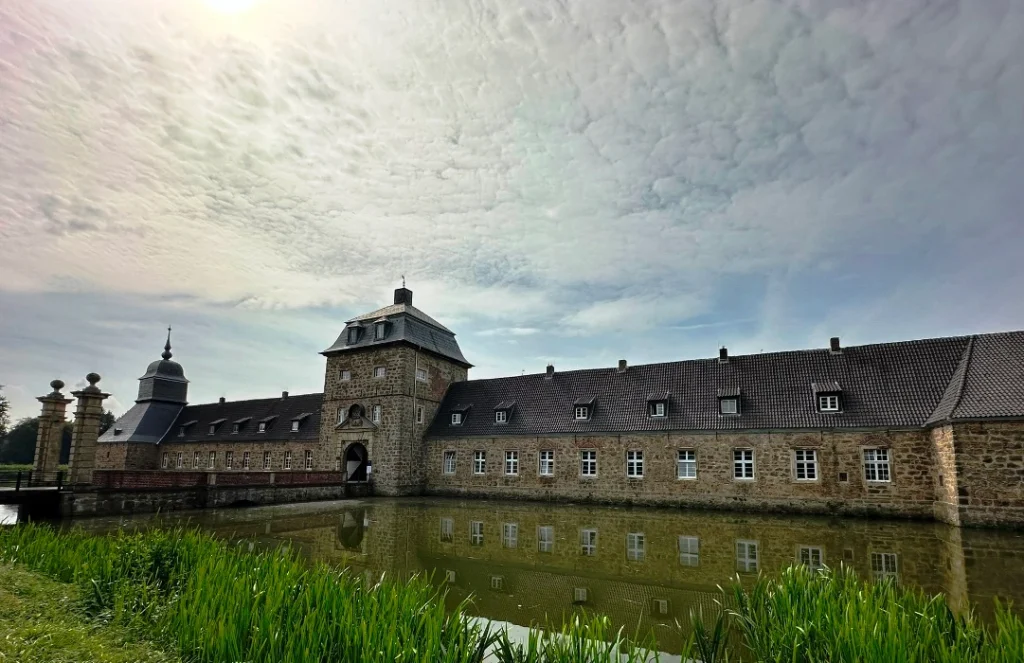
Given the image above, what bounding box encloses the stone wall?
[930,425,961,525]
[951,422,1024,527]
[155,439,320,472]
[95,442,159,471]
[425,429,939,519]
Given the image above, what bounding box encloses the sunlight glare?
[205,0,258,15]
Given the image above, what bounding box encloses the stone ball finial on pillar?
[83,373,102,393]
[49,379,65,395]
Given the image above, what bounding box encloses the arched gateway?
[344,442,369,482]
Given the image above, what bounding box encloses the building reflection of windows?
[871,552,899,582]
[337,509,367,552]
[440,517,454,543]
[537,526,554,553]
[626,533,645,562]
[503,523,518,549]
[678,536,699,567]
[470,521,484,546]
[799,546,824,571]
[736,540,758,573]
[580,529,598,557]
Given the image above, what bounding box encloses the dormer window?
[718,387,742,415]
[451,412,463,425]
[258,422,267,433]
[575,406,589,420]
[178,427,185,437]
[374,320,388,341]
[257,415,276,434]
[573,396,595,421]
[647,393,669,417]
[291,413,312,432]
[291,421,300,432]
[812,381,843,413]
[208,425,216,435]
[231,417,250,435]
[495,410,507,423]
[494,401,515,425]
[178,420,197,437]
[232,423,240,434]
[346,326,361,345]
[450,405,470,426]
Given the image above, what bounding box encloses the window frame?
[304,450,313,470]
[502,522,518,549]
[373,366,386,379]
[258,422,267,433]
[871,551,899,582]
[175,452,183,469]
[678,536,700,567]
[793,448,819,482]
[193,451,200,469]
[225,451,233,470]
[677,449,697,480]
[451,412,463,426]
[580,450,598,478]
[291,420,300,432]
[374,321,386,341]
[580,529,598,556]
[733,448,755,480]
[339,369,351,381]
[574,405,589,420]
[818,394,841,412]
[443,450,457,475]
[504,450,519,476]
[863,448,892,482]
[798,545,825,571]
[283,450,291,470]
[208,451,216,469]
[495,409,508,424]
[720,397,739,415]
[208,424,216,436]
[538,450,555,476]
[626,532,645,562]
[537,525,554,553]
[473,450,486,475]
[439,517,454,543]
[263,451,272,470]
[242,451,250,470]
[736,539,759,573]
[161,453,169,469]
[416,405,424,424]
[650,401,666,417]
[371,404,382,424]
[626,450,644,479]
[469,521,484,546]
[416,367,428,382]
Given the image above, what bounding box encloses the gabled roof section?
[347,302,453,333]
[162,392,323,444]
[426,334,994,437]
[928,332,1024,422]
[98,401,183,444]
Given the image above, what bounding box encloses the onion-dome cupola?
[137,327,189,404]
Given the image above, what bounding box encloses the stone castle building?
[97,287,1024,527]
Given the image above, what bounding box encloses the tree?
[0,417,72,465]
[0,385,9,442]
[99,410,117,436]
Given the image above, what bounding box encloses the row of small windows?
[438,517,899,580]
[450,386,845,426]
[337,366,429,382]
[178,414,310,438]
[337,403,431,426]
[346,320,391,345]
[161,449,313,471]
[442,448,892,483]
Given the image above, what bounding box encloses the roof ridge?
[187,392,324,408]
[947,335,976,421]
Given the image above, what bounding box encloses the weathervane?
[401,275,406,289]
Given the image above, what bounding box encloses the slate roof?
[427,332,1024,437]
[347,302,453,334]
[322,307,470,367]
[160,392,323,444]
[98,401,183,444]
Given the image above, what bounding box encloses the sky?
[1,0,1022,421]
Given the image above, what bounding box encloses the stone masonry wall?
[930,425,961,525]
[95,442,159,471]
[425,429,938,519]
[156,439,321,472]
[951,421,1024,527]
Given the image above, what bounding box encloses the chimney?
[282,390,289,399]
[829,337,842,354]
[218,396,226,404]
[719,347,729,363]
[394,287,413,306]
[545,364,555,379]
[617,359,627,373]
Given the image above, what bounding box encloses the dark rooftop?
[162,392,323,444]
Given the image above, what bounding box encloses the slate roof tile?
[163,392,322,444]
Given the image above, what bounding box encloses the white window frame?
[231,423,240,435]
[374,322,386,340]
[208,424,216,436]
[339,369,351,381]
[626,450,644,478]
[242,451,250,470]
[175,452,183,469]
[193,451,200,469]
[469,521,484,546]
[263,451,272,470]
[580,529,598,556]
[539,450,555,476]
[443,450,457,475]
[864,448,891,482]
[580,450,597,477]
[439,517,454,542]
[736,539,759,573]
[258,422,267,433]
[679,536,699,567]
[495,410,507,424]
[372,404,382,424]
[537,526,554,553]
[161,453,169,469]
[794,449,818,481]
[337,407,347,425]
[818,394,840,412]
[416,367,428,382]
[504,450,519,476]
[626,532,645,562]
[733,449,755,480]
[416,405,424,424]
[799,546,825,571]
[451,412,463,426]
[574,405,589,420]
[677,449,697,480]
[720,398,739,415]
[651,401,666,417]
[208,451,216,469]
[304,450,313,470]
[473,450,486,475]
[284,451,291,470]
[290,420,300,432]
[502,523,518,549]
[871,552,899,582]
[225,451,233,470]
[373,366,386,379]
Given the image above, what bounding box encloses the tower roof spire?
[162,326,173,360]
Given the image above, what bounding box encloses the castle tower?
[320,287,471,496]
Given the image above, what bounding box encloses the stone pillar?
[67,373,110,486]
[32,380,73,479]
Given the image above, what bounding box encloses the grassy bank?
[1,524,1022,662]
[0,563,179,663]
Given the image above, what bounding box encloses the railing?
[91,470,346,490]
[0,471,66,492]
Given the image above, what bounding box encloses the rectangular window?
[502,523,518,549]
[208,451,216,469]
[263,451,271,470]
[473,451,486,475]
[505,450,519,476]
[734,449,755,480]
[208,424,216,436]
[258,422,267,433]
[443,451,457,475]
[626,532,645,562]
[626,450,644,478]
[574,405,589,420]
[440,517,454,543]
[651,401,666,417]
[539,450,555,476]
[818,394,840,411]
[193,451,200,469]
[373,366,386,378]
[679,536,700,567]
[242,451,250,470]
[374,323,386,340]
[451,412,463,425]
[416,367,428,382]
[304,450,313,470]
[495,410,507,423]
[284,451,292,470]
[291,420,300,432]
[178,427,185,438]
[417,405,424,424]
[225,451,233,470]
[469,521,484,546]
[580,529,598,556]
[372,405,382,424]
[736,540,759,573]
[799,546,825,571]
[337,407,347,425]
[175,452,183,469]
[339,369,351,381]
[231,423,240,434]
[580,450,597,477]
[677,449,697,479]
[161,453,168,469]
[720,398,739,415]
[537,526,554,553]
[794,449,818,481]
[871,552,899,582]
[864,449,891,482]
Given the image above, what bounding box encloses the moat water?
[5,498,1024,653]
